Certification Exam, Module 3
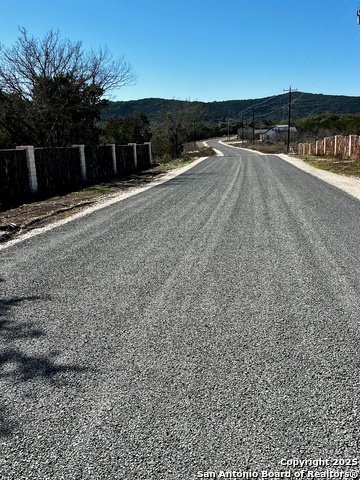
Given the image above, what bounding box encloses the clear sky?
[1,0,359,102]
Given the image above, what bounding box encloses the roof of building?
[265,125,297,132]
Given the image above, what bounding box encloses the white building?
[261,125,297,142]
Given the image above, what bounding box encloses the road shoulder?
[277,153,360,201]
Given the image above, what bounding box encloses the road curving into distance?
[1,140,359,479]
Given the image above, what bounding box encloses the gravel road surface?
[1,140,359,479]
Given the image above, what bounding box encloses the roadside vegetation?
[299,155,360,177]
[226,141,289,155]
[0,28,136,148]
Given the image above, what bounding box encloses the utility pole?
[252,107,255,144]
[241,115,244,144]
[283,85,297,153]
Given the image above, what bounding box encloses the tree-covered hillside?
[102,92,360,125]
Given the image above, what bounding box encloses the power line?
[255,103,288,120]
[292,0,348,85]
[283,86,297,153]
[305,29,360,91]
[237,92,286,117]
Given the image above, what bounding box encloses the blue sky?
[0,0,359,102]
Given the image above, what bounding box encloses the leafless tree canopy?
[0,27,137,99]
[0,28,137,146]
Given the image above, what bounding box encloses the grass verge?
[298,155,360,177]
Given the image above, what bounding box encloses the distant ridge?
[102,92,360,124]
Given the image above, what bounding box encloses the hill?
[102,92,360,125]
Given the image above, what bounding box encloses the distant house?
[261,125,297,142]
[254,129,268,140]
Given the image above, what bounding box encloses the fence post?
[17,146,38,193]
[335,135,339,156]
[73,144,86,182]
[128,143,137,169]
[349,135,355,157]
[144,142,153,165]
[106,143,117,175]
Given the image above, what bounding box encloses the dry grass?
[299,155,360,177]
[224,140,289,154]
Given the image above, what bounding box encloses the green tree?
[31,74,107,146]
[0,27,136,147]
[101,113,152,145]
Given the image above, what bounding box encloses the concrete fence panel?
[0,142,152,210]
[0,149,30,209]
[115,145,136,175]
[35,147,82,195]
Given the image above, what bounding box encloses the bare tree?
[0,28,137,146]
[0,27,136,98]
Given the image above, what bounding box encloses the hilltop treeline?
[102,92,360,125]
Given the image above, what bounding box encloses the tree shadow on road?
[0,405,16,437]
[0,295,44,341]
[0,278,88,437]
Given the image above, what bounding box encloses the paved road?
[1,141,360,479]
